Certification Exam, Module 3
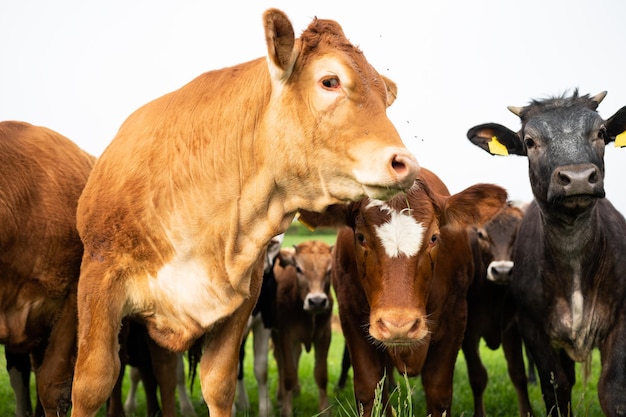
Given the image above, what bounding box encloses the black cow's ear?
[605,106,626,147]
[466,123,526,156]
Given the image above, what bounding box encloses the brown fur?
[298,168,507,417]
[70,8,418,417]
[272,241,334,417]
[0,121,95,416]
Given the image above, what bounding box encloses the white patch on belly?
[374,209,424,258]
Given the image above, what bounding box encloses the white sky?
[1,0,625,213]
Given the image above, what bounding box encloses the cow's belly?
[0,285,62,350]
[125,257,250,351]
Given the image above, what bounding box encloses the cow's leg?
[235,332,250,415]
[199,295,258,417]
[517,315,572,417]
[37,289,78,416]
[337,344,351,390]
[421,342,456,417]
[251,318,272,417]
[273,332,297,417]
[598,322,626,417]
[176,352,197,417]
[313,326,331,416]
[461,334,487,417]
[106,360,128,417]
[123,367,141,415]
[71,265,126,417]
[5,350,33,417]
[501,322,533,417]
[147,338,178,417]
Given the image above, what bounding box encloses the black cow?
[467,90,626,416]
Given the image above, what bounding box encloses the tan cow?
[0,121,95,416]
[70,8,418,417]
[272,240,334,417]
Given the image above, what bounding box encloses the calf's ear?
[604,106,626,147]
[277,247,296,268]
[467,123,526,156]
[442,184,508,228]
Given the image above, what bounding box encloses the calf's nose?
[487,260,514,284]
[303,293,329,312]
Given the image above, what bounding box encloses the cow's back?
[0,121,95,347]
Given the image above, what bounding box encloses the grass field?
[0,224,607,416]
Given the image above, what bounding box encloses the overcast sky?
[1,1,625,213]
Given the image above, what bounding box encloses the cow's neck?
[224,167,338,295]
[540,202,603,266]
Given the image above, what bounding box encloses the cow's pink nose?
[375,316,421,341]
[389,151,420,190]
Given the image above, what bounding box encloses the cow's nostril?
[558,171,571,185]
[392,157,406,173]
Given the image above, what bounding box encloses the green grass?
[0,224,607,416]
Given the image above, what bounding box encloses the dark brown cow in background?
[271,240,334,417]
[0,121,95,416]
[70,8,419,417]
[463,202,533,417]
[468,90,626,416]
[299,168,507,417]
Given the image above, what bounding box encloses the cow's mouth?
[362,184,406,201]
[554,194,600,211]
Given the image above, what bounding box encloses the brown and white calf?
[271,240,334,417]
[70,8,419,417]
[468,90,626,416]
[463,202,532,417]
[0,121,95,417]
[299,168,507,417]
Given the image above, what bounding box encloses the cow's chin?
[361,184,406,201]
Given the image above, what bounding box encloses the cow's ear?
[381,75,398,107]
[467,123,526,156]
[604,106,626,147]
[277,247,296,268]
[442,184,508,228]
[296,204,352,231]
[263,8,298,81]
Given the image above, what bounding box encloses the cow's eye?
[321,76,340,90]
[429,234,438,246]
[356,232,366,246]
[295,265,303,274]
[597,126,608,142]
[524,137,536,149]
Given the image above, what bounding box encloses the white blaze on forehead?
[374,208,425,258]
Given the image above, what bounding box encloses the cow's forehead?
[524,106,602,138]
[364,199,429,258]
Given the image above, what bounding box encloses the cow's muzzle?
[303,293,330,313]
[547,163,605,208]
[369,308,429,346]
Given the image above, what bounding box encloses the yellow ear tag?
[615,131,626,148]
[296,212,316,232]
[488,136,509,156]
